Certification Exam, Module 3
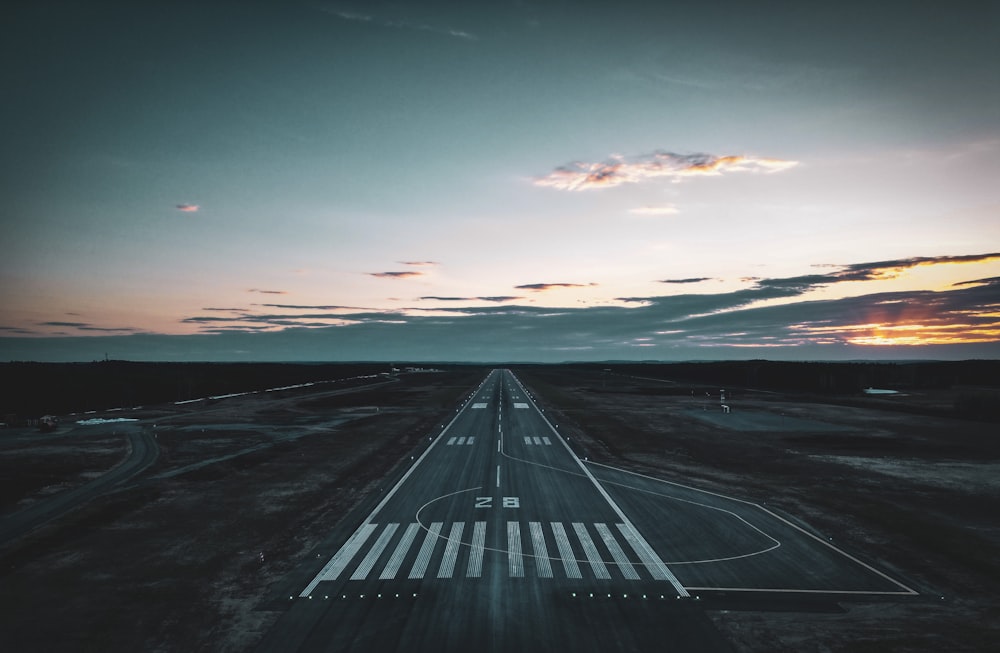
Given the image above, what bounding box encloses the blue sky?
[2,0,999,361]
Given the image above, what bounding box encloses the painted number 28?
[475,496,520,508]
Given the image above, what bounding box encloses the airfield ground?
[0,365,997,651]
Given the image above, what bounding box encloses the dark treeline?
[0,361,399,418]
[599,360,1000,393]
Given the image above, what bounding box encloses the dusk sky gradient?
[2,0,999,361]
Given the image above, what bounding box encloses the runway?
[256,369,915,652]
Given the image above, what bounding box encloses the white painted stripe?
[467,522,486,578]
[514,402,528,408]
[466,437,474,445]
[523,436,532,445]
[351,523,399,580]
[456,436,466,446]
[380,523,420,579]
[533,436,543,445]
[447,436,456,445]
[616,523,673,582]
[595,523,640,580]
[529,522,553,578]
[408,522,442,579]
[573,522,610,579]
[437,522,464,578]
[496,465,500,488]
[508,522,523,577]
[551,522,582,579]
[497,439,500,452]
[542,436,551,445]
[472,403,487,409]
[300,523,378,596]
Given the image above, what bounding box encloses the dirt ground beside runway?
[513,366,1000,653]
[1,362,998,652]
[0,368,486,652]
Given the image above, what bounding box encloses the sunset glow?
[1,2,997,361]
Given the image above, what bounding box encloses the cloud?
[629,205,679,216]
[7,270,999,361]
[202,307,245,312]
[477,296,523,303]
[368,271,423,279]
[828,253,1000,282]
[37,321,139,333]
[419,296,523,302]
[534,151,798,191]
[317,4,477,41]
[40,321,89,328]
[658,277,713,284]
[256,303,366,310]
[176,204,199,212]
[515,282,598,292]
[953,276,1000,287]
[248,288,289,295]
[399,261,440,266]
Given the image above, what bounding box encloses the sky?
[2,0,999,362]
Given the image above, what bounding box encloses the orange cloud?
[176,204,200,212]
[534,151,798,191]
[369,271,424,279]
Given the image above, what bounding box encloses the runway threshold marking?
[508,522,524,577]
[467,522,487,578]
[351,523,398,580]
[408,522,443,579]
[573,523,611,579]
[530,522,554,578]
[380,523,420,579]
[596,523,640,580]
[552,522,581,579]
[315,519,693,583]
[303,523,377,594]
[437,522,464,578]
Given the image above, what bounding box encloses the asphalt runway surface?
[257,370,916,652]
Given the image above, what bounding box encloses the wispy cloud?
[534,151,798,191]
[256,303,366,310]
[629,205,679,216]
[953,276,1000,287]
[176,204,199,212]
[658,277,713,284]
[419,296,523,302]
[248,288,289,295]
[368,271,423,279]
[316,4,477,41]
[515,282,598,292]
[37,321,139,333]
[821,253,1000,283]
[400,261,440,266]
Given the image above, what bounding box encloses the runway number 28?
[475,497,520,508]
